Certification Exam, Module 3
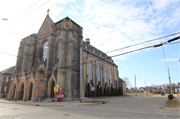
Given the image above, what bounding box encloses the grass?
[164,99,180,107]
[127,92,154,96]
[81,101,109,104]
[92,95,129,99]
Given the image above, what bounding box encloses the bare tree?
[122,77,132,88]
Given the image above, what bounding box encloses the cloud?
[67,0,75,2]
[161,58,179,62]
[0,0,66,71]
[80,0,179,60]
[66,5,80,16]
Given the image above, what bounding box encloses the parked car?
[161,92,165,96]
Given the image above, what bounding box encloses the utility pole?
[144,79,147,96]
[168,68,172,94]
[134,74,137,96]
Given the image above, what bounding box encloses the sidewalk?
[0,98,101,107]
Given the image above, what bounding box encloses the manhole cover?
[63,114,70,116]
[159,107,163,109]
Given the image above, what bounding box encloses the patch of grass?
[94,95,129,99]
[164,99,180,107]
[81,101,109,104]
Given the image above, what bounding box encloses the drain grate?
[63,114,70,116]
[159,107,163,109]
[13,108,19,110]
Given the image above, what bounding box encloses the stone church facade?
[8,12,120,101]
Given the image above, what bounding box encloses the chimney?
[85,38,90,45]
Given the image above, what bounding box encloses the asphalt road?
[0,95,180,119]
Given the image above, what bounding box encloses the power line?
[150,0,160,37]
[54,33,180,64]
[10,0,40,22]
[14,0,51,24]
[1,36,179,76]
[56,38,179,69]
[105,32,180,53]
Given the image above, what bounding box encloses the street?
[0,95,180,119]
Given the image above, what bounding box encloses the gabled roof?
[0,66,15,75]
[54,16,82,29]
[37,15,54,37]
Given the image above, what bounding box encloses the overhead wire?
[149,0,169,74]
[13,0,51,24]
[1,36,179,78]
[9,0,41,22]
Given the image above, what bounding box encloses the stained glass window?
[72,40,76,60]
[98,63,101,85]
[115,70,117,87]
[85,44,88,49]
[43,41,48,61]
[71,76,74,84]
[90,60,93,84]
[93,48,96,53]
[55,40,60,60]
[104,66,107,84]
[100,52,102,56]
[110,68,112,86]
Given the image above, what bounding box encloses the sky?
[0,0,179,88]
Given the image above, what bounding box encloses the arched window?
[104,66,107,85]
[55,40,60,60]
[93,48,96,53]
[115,70,117,87]
[90,60,93,84]
[43,41,48,61]
[100,52,102,56]
[85,44,88,49]
[110,68,112,87]
[72,40,76,60]
[98,63,101,85]
[71,76,74,84]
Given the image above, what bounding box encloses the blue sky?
[0,0,179,88]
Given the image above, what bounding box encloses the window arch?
[100,52,102,56]
[72,40,76,60]
[85,44,88,49]
[93,48,96,53]
[115,70,117,87]
[71,76,74,84]
[90,60,93,84]
[98,63,101,85]
[104,66,107,85]
[43,41,48,61]
[110,68,112,87]
[55,40,60,60]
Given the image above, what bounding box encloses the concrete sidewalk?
[0,98,103,107]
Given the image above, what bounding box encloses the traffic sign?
[54,86,58,92]
[91,87,95,91]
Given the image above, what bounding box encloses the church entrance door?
[50,80,55,97]
[20,84,24,100]
[29,83,33,101]
[12,85,16,100]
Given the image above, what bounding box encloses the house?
[0,66,15,98]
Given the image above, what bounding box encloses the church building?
[8,11,120,101]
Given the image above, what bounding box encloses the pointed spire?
[47,9,50,16]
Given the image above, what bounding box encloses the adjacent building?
[0,66,15,98]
